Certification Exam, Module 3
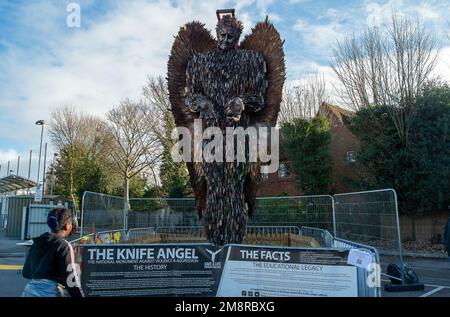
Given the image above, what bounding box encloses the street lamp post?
[27,150,32,195]
[42,143,48,195]
[35,120,45,199]
[16,156,20,176]
[50,153,58,196]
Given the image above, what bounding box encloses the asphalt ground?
[380,256,450,297]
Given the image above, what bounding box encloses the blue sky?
[0,0,449,180]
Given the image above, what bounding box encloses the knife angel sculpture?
[167,9,285,245]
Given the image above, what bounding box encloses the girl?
[22,207,83,297]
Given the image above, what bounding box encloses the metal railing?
[80,189,404,287]
[80,191,127,236]
[153,225,302,236]
[300,226,334,247]
[333,189,405,284]
[81,193,335,236]
[249,195,334,231]
[332,237,381,297]
[126,227,156,240]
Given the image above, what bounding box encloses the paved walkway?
[0,236,28,258]
[0,237,28,296]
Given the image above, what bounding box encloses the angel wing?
[167,21,217,126]
[240,17,286,217]
[167,22,216,218]
[239,17,286,126]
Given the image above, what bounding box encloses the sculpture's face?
[217,27,240,51]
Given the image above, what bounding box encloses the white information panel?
[216,245,358,297]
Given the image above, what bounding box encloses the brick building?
[256,102,360,196]
[316,102,360,193]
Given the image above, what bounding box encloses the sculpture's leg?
[203,161,248,246]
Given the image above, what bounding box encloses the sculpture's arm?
[242,53,267,113]
[185,56,215,119]
[224,53,267,123]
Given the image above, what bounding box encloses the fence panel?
[128,198,199,228]
[333,189,404,283]
[250,196,334,231]
[80,192,126,236]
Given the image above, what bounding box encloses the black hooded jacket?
[22,232,83,297]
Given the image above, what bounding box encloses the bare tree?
[106,99,161,208]
[331,12,439,144]
[142,76,176,149]
[142,76,190,194]
[278,72,327,124]
[49,106,109,203]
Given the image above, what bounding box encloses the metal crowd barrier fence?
[332,237,381,297]
[154,225,302,237]
[81,192,335,237]
[300,226,334,247]
[80,192,127,236]
[80,189,403,289]
[247,225,301,235]
[93,229,127,244]
[70,233,95,245]
[333,189,404,284]
[249,195,334,231]
[126,227,156,240]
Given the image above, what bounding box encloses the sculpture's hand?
[224,97,244,123]
[186,95,216,119]
[242,95,264,112]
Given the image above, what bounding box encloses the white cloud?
[293,18,345,53]
[0,0,231,150]
[0,146,56,181]
[0,149,19,164]
[235,0,279,22]
[365,0,447,30]
[269,13,283,22]
[433,46,450,82]
[366,0,402,27]
[323,8,339,19]
[286,61,343,104]
[415,2,440,20]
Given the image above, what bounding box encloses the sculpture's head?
[216,13,243,51]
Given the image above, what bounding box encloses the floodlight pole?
[35,120,45,191]
[42,143,47,196]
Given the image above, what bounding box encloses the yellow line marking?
[0,265,23,270]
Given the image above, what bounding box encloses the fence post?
[80,191,88,236]
[124,199,129,231]
[391,188,405,284]
[330,195,336,238]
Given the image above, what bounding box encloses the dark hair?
[47,208,73,232]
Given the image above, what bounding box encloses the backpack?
[387,263,419,285]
